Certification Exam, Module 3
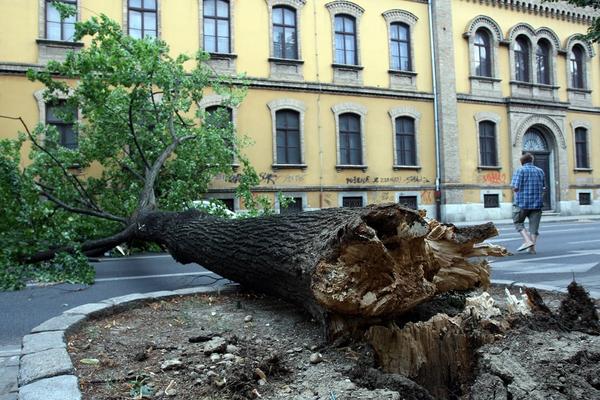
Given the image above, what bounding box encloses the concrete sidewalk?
[0,346,19,400]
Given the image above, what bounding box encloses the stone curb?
[17,285,236,400]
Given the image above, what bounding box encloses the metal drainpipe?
[428,0,442,221]
[313,0,324,209]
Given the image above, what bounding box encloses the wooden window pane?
[342,196,363,207]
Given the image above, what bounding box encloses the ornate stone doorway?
[522,127,553,210]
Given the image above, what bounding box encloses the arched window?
[575,127,589,169]
[474,29,492,77]
[514,36,530,82]
[536,39,551,85]
[203,0,230,53]
[570,45,585,89]
[334,14,357,65]
[128,0,157,39]
[395,117,416,166]
[205,105,234,163]
[275,110,301,164]
[478,121,497,166]
[390,22,410,71]
[339,113,362,165]
[272,6,298,60]
[46,0,77,41]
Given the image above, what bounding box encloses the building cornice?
[0,62,435,102]
[461,0,599,25]
[457,93,600,114]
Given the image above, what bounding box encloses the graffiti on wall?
[345,175,431,185]
[480,171,507,185]
[215,172,306,185]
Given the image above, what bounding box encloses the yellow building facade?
[0,0,598,222]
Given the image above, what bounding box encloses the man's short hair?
[520,153,534,164]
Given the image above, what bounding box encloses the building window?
[514,36,530,82]
[46,101,78,149]
[46,0,77,41]
[272,6,298,59]
[479,121,497,167]
[275,110,301,164]
[339,113,362,165]
[398,195,418,210]
[128,0,157,39]
[334,14,357,65]
[579,192,592,206]
[474,29,492,77]
[570,45,585,89]
[218,198,235,211]
[395,117,416,166]
[575,127,589,169]
[536,39,551,85]
[203,0,230,53]
[483,194,500,208]
[205,105,235,163]
[342,196,363,207]
[280,197,303,214]
[390,22,410,71]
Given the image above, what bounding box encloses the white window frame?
[123,0,161,39]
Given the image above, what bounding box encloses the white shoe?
[517,242,534,252]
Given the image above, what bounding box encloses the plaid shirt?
[511,162,545,209]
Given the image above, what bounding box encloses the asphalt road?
[1,220,599,347]
[0,255,227,346]
[488,220,600,298]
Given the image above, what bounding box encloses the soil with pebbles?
[68,283,600,400]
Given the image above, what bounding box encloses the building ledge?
[393,165,421,171]
[272,163,307,170]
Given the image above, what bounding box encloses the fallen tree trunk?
[134,203,507,335]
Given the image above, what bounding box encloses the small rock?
[226,344,240,354]
[244,315,253,323]
[165,389,177,397]
[206,370,218,378]
[161,359,183,370]
[258,379,267,386]
[203,337,227,354]
[292,347,303,353]
[309,353,323,364]
[235,356,244,364]
[195,364,206,371]
[310,345,318,351]
[223,353,235,360]
[210,353,221,362]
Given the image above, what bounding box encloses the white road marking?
[568,239,600,245]
[95,271,215,282]
[97,254,173,261]
[496,262,598,275]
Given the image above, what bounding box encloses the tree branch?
[0,115,102,212]
[128,86,151,170]
[24,223,138,264]
[38,185,128,224]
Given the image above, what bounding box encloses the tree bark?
[134,203,507,335]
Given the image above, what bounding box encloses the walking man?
[511,152,545,253]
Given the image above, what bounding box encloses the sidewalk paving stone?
[63,302,111,316]
[19,348,74,386]
[19,375,80,400]
[30,314,85,334]
[22,331,65,355]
